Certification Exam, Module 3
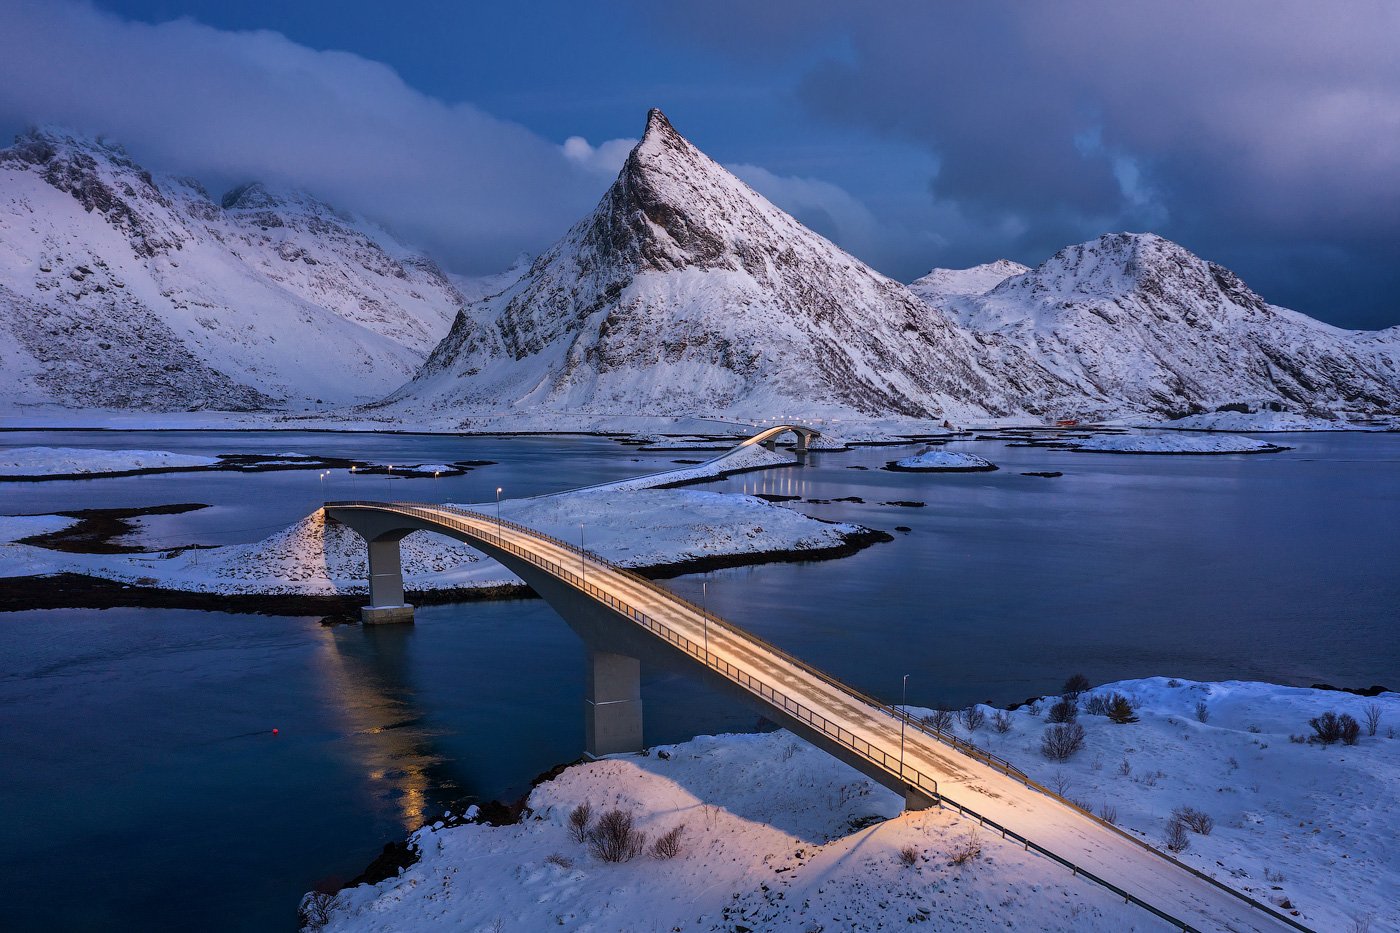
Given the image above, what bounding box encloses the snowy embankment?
[308,680,1396,933]
[1152,411,1376,433]
[883,449,998,472]
[0,487,869,597]
[1072,433,1288,454]
[0,514,78,542]
[0,446,219,477]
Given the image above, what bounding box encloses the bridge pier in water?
[361,535,415,624]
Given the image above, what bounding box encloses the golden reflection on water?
[312,623,446,831]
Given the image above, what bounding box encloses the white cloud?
[562,136,637,175]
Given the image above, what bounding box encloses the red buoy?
[272,728,280,735]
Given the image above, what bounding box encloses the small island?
[883,450,999,472]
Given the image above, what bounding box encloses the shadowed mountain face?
[388,110,1071,422]
[0,129,465,411]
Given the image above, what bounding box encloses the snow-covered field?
[310,679,1397,932]
[886,449,998,471]
[0,487,866,596]
[1152,411,1377,433]
[1071,434,1287,454]
[0,513,78,542]
[0,445,219,476]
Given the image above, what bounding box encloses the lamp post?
[702,579,709,663]
[899,674,910,782]
[579,522,586,587]
[495,487,503,538]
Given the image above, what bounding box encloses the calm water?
[2,429,1397,931]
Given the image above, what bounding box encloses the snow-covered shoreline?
[1069,433,1291,455]
[0,445,220,478]
[306,677,1397,932]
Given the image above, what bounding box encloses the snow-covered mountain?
[909,259,1028,306]
[0,129,465,411]
[379,110,1069,423]
[919,234,1400,417]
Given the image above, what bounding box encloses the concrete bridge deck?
[323,499,1308,933]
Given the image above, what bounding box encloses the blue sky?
[1,1,1396,328]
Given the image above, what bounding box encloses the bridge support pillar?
[584,649,643,757]
[904,787,938,812]
[361,537,414,624]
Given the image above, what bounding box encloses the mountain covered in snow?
[909,259,1029,306]
[0,129,465,411]
[919,234,1400,418]
[377,110,1070,423]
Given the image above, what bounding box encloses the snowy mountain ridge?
[921,233,1400,417]
[0,127,466,411]
[380,109,1070,423]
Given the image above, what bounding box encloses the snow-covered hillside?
[377,110,1071,425]
[909,258,1028,305]
[920,233,1400,419]
[308,679,1398,932]
[0,129,465,411]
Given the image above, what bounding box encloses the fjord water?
[1,430,1396,931]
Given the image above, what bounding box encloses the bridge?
[324,498,1308,932]
[740,422,821,452]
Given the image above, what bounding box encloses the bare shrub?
[1172,806,1214,835]
[948,829,983,866]
[898,844,919,867]
[1098,802,1118,824]
[1063,673,1091,698]
[1107,694,1139,724]
[1339,714,1361,745]
[567,802,593,843]
[1289,733,1308,744]
[1194,700,1210,723]
[1051,770,1073,796]
[1309,711,1344,745]
[544,852,573,869]
[1227,756,1240,771]
[1047,696,1079,724]
[1349,912,1375,933]
[991,710,1013,733]
[1117,757,1132,777]
[587,809,647,863]
[1026,701,1042,717]
[959,706,986,731]
[650,825,685,860]
[1041,723,1087,762]
[1166,678,1181,688]
[1083,693,1111,716]
[298,892,335,931]
[1164,819,1191,853]
[922,709,955,732]
[1362,704,1382,737]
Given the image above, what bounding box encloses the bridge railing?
[323,500,1313,933]
[349,501,1028,780]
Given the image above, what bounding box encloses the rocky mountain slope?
[0,129,464,411]
[919,234,1400,417]
[378,110,1071,423]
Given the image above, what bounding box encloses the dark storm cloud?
[642,1,1400,328]
[0,1,621,274]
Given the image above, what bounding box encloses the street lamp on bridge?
[495,487,503,538]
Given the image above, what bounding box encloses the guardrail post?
[584,649,643,758]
